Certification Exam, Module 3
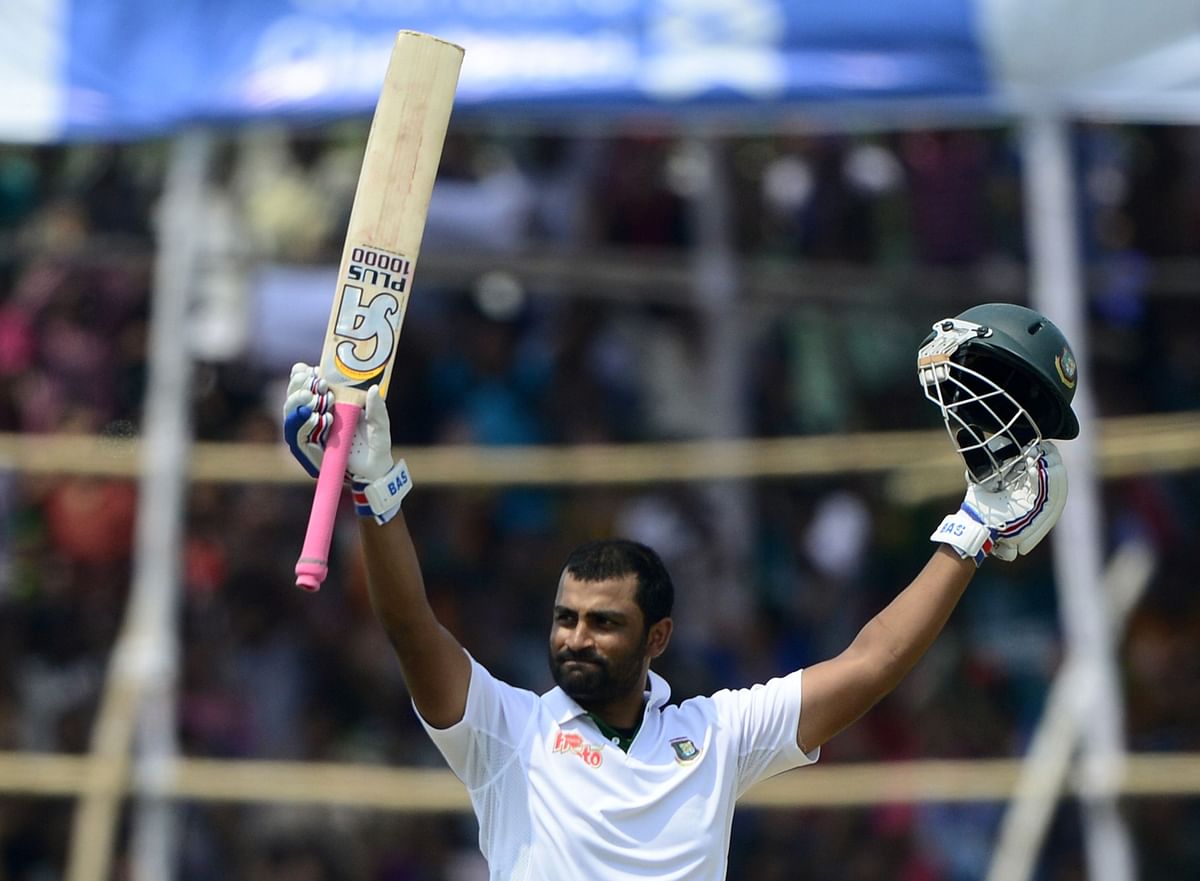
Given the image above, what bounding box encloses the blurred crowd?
[1,122,1199,880]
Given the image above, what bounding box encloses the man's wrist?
[930,505,995,567]
[350,459,412,525]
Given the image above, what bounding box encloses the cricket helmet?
[917,303,1079,487]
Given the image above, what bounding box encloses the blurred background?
[2,1,1200,879]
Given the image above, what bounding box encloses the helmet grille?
[920,343,1046,487]
[955,348,1061,440]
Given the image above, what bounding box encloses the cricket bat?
[295,31,464,591]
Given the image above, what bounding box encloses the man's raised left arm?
[796,443,1067,753]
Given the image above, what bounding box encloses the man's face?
[548,572,649,708]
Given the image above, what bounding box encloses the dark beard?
[549,637,647,709]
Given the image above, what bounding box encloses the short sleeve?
[415,654,540,791]
[711,668,819,797]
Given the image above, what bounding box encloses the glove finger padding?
[282,364,335,479]
[283,386,332,478]
[287,362,331,402]
[978,441,1067,559]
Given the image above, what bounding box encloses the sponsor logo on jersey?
[552,729,604,768]
[670,737,701,763]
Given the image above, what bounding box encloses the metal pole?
[129,129,212,881]
[1020,111,1135,881]
[687,135,754,632]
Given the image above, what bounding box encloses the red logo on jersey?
[552,729,604,768]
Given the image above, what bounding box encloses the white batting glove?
[282,363,411,524]
[348,386,411,524]
[283,363,333,479]
[931,441,1067,566]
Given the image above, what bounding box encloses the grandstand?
[2,3,1200,880]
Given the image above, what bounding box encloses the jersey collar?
[543,668,672,725]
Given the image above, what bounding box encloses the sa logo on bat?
[331,245,413,388]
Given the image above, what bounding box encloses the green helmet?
[918,303,1079,486]
[953,303,1079,440]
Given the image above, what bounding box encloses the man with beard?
[283,346,1069,881]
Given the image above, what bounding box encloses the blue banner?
[12,0,992,140]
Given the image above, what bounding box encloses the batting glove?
[282,363,412,524]
[283,364,333,478]
[931,441,1067,566]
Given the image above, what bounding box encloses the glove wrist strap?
[350,459,412,525]
[930,505,995,567]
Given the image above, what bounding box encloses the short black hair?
[563,539,674,628]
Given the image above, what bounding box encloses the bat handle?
[295,401,361,591]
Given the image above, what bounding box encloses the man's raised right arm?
[359,513,471,728]
[283,363,471,729]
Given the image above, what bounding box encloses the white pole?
[64,129,211,881]
[1020,111,1135,881]
[129,129,212,881]
[985,541,1155,881]
[688,135,754,631]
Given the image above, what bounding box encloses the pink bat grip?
[295,401,361,591]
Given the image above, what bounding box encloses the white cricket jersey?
[417,654,819,881]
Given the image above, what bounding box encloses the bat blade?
[295,31,464,591]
